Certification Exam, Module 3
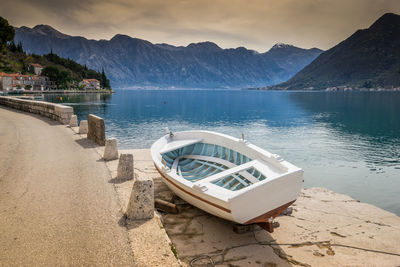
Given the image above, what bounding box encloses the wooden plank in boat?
[181,155,261,184]
[160,138,203,154]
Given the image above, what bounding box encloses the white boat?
[150,130,303,232]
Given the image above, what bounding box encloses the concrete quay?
[111,149,400,267]
[0,107,134,266]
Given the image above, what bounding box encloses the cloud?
[1,0,400,51]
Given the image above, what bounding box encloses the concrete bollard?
[103,138,118,161]
[126,176,154,220]
[69,115,78,127]
[87,114,105,146]
[79,120,88,134]
[117,154,134,180]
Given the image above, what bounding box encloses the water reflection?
[289,91,400,138]
[289,91,400,167]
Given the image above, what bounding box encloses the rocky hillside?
[270,13,400,90]
[14,25,322,88]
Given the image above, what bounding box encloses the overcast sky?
[1,0,400,52]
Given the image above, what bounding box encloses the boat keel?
[257,221,274,233]
[244,200,296,233]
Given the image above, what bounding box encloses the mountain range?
[270,13,400,90]
[14,26,322,88]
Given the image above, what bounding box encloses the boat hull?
[151,130,303,226]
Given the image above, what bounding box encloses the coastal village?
[0,63,101,91]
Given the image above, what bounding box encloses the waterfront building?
[0,73,56,91]
[79,79,101,90]
[0,73,13,91]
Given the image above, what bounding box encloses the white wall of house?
[0,77,12,91]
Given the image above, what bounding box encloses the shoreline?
[3,89,115,95]
[247,87,400,92]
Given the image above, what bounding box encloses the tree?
[101,67,106,89]
[17,41,23,52]
[8,41,17,52]
[42,66,72,89]
[0,16,15,48]
[362,80,372,88]
[58,70,72,88]
[100,67,111,89]
[42,66,60,82]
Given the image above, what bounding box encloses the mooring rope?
[189,254,215,266]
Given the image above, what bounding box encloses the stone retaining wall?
[0,96,73,124]
[87,114,106,146]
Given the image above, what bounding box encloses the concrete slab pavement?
[0,107,135,266]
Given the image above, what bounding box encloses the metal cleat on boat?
[165,127,174,138]
[238,132,250,144]
[273,154,284,162]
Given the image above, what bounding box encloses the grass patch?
[170,243,178,259]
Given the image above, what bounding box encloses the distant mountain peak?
[33,24,56,31]
[369,12,400,31]
[374,12,400,24]
[271,43,294,50]
[110,34,132,41]
[186,41,222,52]
[30,24,69,39]
[269,43,322,53]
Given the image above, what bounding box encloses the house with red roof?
[27,63,43,75]
[0,72,56,91]
[79,79,101,90]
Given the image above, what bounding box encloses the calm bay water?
[45,90,400,215]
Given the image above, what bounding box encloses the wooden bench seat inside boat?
[162,142,283,191]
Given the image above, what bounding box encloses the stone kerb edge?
[0,96,73,125]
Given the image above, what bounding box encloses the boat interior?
[161,142,269,191]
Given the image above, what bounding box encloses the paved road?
[0,107,134,266]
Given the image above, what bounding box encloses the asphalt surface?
[0,107,134,266]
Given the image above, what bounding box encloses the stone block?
[69,115,78,127]
[87,114,106,146]
[103,138,118,161]
[79,120,88,134]
[126,176,154,220]
[117,154,134,180]
[54,105,73,124]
